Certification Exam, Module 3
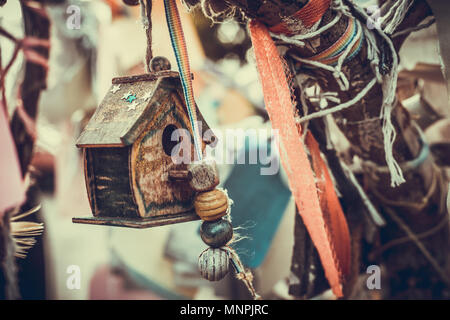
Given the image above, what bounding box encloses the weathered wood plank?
[72,210,200,229]
[130,92,200,217]
[89,147,140,218]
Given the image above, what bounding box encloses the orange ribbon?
[249,19,350,297]
[269,0,331,34]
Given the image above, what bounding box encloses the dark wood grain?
[73,210,200,228]
[86,147,140,218]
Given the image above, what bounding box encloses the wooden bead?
[122,0,139,5]
[188,159,219,192]
[198,248,230,281]
[168,169,191,181]
[200,219,233,248]
[194,189,228,221]
[150,56,171,72]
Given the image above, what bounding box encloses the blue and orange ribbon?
[164,0,203,160]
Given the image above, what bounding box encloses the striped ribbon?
[164,0,203,160]
[304,17,364,67]
[163,1,260,299]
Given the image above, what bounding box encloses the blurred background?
[0,0,448,300]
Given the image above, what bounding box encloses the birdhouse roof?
[76,71,211,147]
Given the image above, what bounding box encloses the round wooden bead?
[150,56,171,72]
[198,248,230,281]
[200,219,233,248]
[188,158,219,192]
[194,189,229,221]
[122,0,139,6]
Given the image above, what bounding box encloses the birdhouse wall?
[84,147,140,218]
[131,92,199,218]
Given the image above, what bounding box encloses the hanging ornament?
[198,247,230,281]
[72,0,260,299]
[163,0,260,299]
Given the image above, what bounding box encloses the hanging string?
[163,0,259,298]
[219,188,260,299]
[163,0,203,161]
[143,0,153,72]
[383,205,450,286]
[223,246,261,300]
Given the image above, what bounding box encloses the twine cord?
[140,0,153,72]
[383,205,450,286]
[219,188,260,300]
[392,17,436,38]
[162,2,258,297]
[340,161,386,227]
[223,245,261,300]
[361,123,430,175]
[370,212,449,259]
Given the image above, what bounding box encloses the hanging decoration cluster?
[162,0,260,299]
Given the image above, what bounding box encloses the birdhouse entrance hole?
[162,124,180,156]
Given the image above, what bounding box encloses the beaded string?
[163,0,259,299]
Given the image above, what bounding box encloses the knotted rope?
[139,0,153,72]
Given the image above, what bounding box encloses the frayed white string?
[215,188,260,299]
[222,246,261,300]
[296,78,377,123]
[382,0,414,35]
[270,12,343,47]
[392,17,436,38]
[292,54,351,91]
[341,162,386,226]
[278,0,407,186]
[351,0,406,186]
[217,187,234,221]
[139,0,149,29]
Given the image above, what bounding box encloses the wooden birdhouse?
[73,70,215,228]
